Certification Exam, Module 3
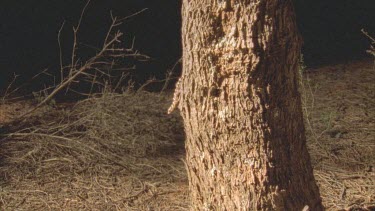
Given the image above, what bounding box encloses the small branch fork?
[361,29,375,57]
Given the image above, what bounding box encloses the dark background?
[0,0,374,90]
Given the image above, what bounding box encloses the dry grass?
[302,60,375,210]
[0,60,374,210]
[0,90,188,210]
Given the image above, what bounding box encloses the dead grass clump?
[72,91,184,158]
[0,90,189,210]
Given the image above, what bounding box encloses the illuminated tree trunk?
[170,0,324,210]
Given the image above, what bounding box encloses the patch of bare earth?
[0,59,374,210]
[0,101,32,125]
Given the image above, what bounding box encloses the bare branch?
[71,0,91,72]
[15,6,149,120]
[58,21,66,82]
[118,8,148,22]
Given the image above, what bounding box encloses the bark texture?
[175,0,324,210]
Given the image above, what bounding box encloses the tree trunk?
[170,0,324,210]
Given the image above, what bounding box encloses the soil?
[0,59,374,210]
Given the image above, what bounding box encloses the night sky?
[0,0,374,90]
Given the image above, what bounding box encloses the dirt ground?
[0,59,374,210]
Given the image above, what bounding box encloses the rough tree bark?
[169,0,324,210]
